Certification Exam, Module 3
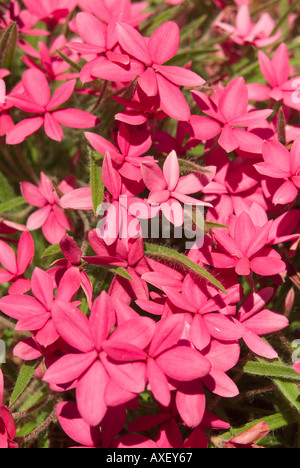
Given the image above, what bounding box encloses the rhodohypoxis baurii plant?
[0,0,299,450]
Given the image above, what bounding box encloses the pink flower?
[187,77,272,154]
[141,150,215,227]
[211,211,286,277]
[0,0,49,37]
[43,292,152,426]
[236,288,289,359]
[21,172,74,245]
[22,0,78,29]
[254,139,300,206]
[6,69,99,144]
[0,232,34,295]
[20,35,80,82]
[247,43,300,111]
[215,4,281,48]
[0,267,82,348]
[77,0,151,29]
[115,21,205,121]
[0,370,18,449]
[293,362,300,375]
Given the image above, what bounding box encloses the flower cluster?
[0,0,299,449]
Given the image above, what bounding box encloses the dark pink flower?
[0,232,34,295]
[0,0,49,37]
[47,234,93,308]
[0,370,18,449]
[21,172,74,245]
[6,69,99,144]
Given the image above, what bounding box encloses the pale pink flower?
[142,150,215,227]
[6,69,99,144]
[215,4,281,48]
[21,172,74,245]
[224,421,270,448]
[22,0,78,29]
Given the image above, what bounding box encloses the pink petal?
[76,12,107,47]
[187,115,221,140]
[44,112,64,141]
[42,210,68,245]
[52,301,94,352]
[6,117,44,145]
[20,182,46,207]
[89,292,115,351]
[31,267,53,310]
[22,68,50,107]
[56,402,101,448]
[76,360,108,427]
[149,21,180,64]
[116,22,151,65]
[59,188,93,211]
[250,256,286,276]
[17,231,34,274]
[156,346,211,381]
[242,330,278,359]
[43,352,97,385]
[273,181,298,205]
[138,68,158,97]
[100,353,147,394]
[176,380,206,428]
[52,108,99,129]
[164,150,180,192]
[155,64,205,87]
[26,205,52,231]
[47,79,76,111]
[203,370,239,398]
[219,77,248,123]
[146,358,171,407]
[156,73,191,121]
[0,240,17,274]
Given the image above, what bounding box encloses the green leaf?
[205,221,228,230]
[10,360,41,407]
[0,171,15,202]
[89,148,104,216]
[144,243,227,293]
[110,267,133,280]
[41,244,62,259]
[0,22,18,68]
[240,360,300,381]
[0,196,25,214]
